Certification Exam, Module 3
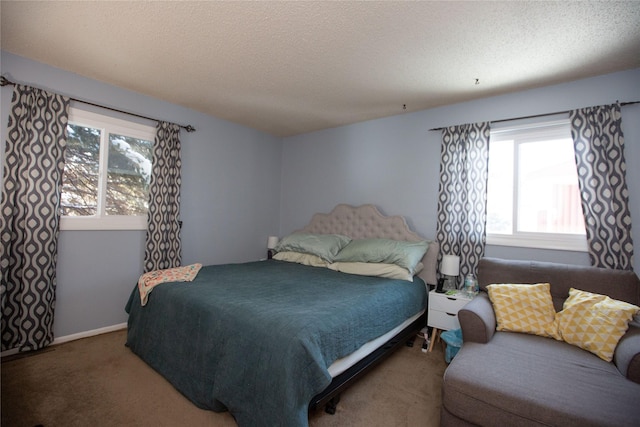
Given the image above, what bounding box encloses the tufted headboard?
[296,204,439,285]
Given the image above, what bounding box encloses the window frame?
[486,118,587,252]
[60,108,155,231]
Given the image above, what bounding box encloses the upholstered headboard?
[297,204,439,285]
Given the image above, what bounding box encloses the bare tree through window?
[62,124,153,217]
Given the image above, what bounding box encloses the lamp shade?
[441,255,460,276]
[267,236,279,249]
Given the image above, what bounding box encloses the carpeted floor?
[1,329,448,427]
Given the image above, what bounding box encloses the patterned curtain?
[570,103,634,270]
[0,85,70,352]
[435,122,490,284]
[144,122,182,272]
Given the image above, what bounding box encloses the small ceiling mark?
[475,78,480,85]
[403,104,407,110]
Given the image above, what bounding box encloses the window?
[486,118,587,251]
[60,108,155,230]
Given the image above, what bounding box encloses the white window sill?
[60,216,147,231]
[487,233,588,252]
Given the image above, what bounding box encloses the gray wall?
[280,68,640,270]
[2,50,639,340]
[1,52,282,338]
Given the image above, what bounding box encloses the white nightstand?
[427,289,474,352]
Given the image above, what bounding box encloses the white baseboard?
[53,322,127,345]
[1,323,127,358]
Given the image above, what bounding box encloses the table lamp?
[267,236,279,259]
[440,255,460,291]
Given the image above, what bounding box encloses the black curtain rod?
[0,75,196,133]
[428,101,640,132]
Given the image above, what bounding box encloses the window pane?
[486,139,514,234]
[61,124,101,216]
[106,134,153,216]
[517,138,584,234]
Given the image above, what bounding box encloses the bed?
[125,204,439,426]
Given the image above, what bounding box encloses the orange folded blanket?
[138,263,202,306]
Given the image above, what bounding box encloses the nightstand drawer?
[427,290,474,331]
[429,294,470,313]
[429,309,461,330]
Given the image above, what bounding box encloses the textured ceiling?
[2,1,640,137]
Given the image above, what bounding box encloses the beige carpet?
[2,329,448,427]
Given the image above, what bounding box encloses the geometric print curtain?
[143,121,182,273]
[0,85,70,352]
[570,103,634,270]
[435,122,491,284]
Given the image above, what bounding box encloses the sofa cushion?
[477,258,640,311]
[487,283,560,339]
[442,332,640,427]
[556,288,639,362]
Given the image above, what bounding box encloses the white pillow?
[272,251,329,267]
[328,262,423,282]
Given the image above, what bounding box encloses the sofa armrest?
[457,292,496,344]
[614,324,640,384]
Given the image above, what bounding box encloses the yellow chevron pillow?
[555,288,639,362]
[487,283,560,339]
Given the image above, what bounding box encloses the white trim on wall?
[0,322,127,358]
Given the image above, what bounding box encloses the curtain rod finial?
[0,75,13,87]
[184,125,196,133]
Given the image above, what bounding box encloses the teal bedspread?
[125,260,426,426]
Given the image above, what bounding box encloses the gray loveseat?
[441,257,640,427]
